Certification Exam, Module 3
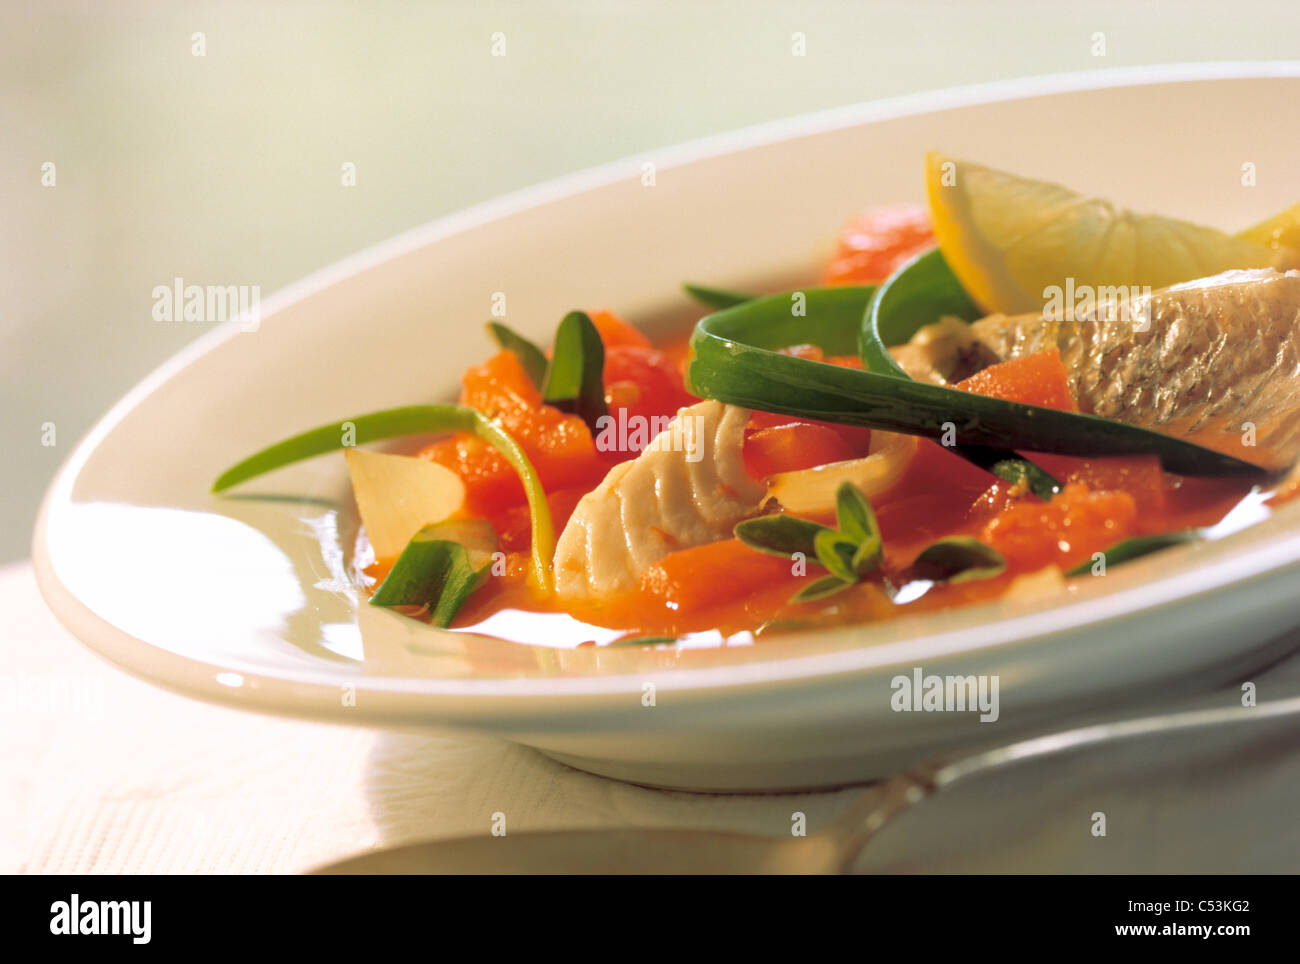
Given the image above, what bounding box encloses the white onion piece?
[1002,565,1066,601]
[763,430,918,514]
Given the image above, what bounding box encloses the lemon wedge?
[925,151,1282,314]
[1237,201,1300,254]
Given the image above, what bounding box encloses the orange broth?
[360,207,1267,647]
[363,326,1261,648]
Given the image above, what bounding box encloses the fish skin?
[552,400,764,599]
[966,269,1300,470]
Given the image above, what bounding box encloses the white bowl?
[34,63,1300,790]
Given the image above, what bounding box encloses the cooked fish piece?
[970,269,1300,469]
[903,269,1300,470]
[552,400,764,598]
[888,315,998,384]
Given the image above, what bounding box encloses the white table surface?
[8,555,1300,874]
[4,560,873,873]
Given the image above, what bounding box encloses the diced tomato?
[586,308,652,349]
[640,539,796,614]
[822,205,935,286]
[1029,453,1167,515]
[486,486,590,553]
[887,438,1003,500]
[748,349,872,452]
[965,481,1021,527]
[743,423,859,480]
[1161,475,1257,531]
[872,441,1010,557]
[603,344,695,427]
[420,349,608,513]
[954,349,1077,412]
[981,482,1138,572]
[420,413,606,514]
[459,348,544,416]
[746,409,872,458]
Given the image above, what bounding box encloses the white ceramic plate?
[34,63,1300,790]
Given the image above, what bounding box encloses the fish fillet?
[552,400,763,598]
[930,269,1300,470]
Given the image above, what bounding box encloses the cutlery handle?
[824,695,1300,873]
[820,762,947,873]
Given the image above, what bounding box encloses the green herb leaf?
[542,310,608,431]
[486,321,549,388]
[685,285,1262,477]
[738,485,885,596]
[370,524,495,627]
[813,528,859,582]
[682,282,757,310]
[835,482,881,545]
[210,404,555,592]
[986,456,1062,501]
[790,574,854,603]
[1065,529,1202,577]
[607,635,679,648]
[908,536,1006,584]
[734,514,830,558]
[851,535,883,578]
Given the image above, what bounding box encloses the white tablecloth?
[3,561,868,873]
[7,559,1299,874]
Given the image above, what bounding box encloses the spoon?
[313,695,1300,874]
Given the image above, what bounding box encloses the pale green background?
[4,0,1298,562]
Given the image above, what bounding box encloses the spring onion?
[682,282,758,310]
[607,635,679,648]
[486,321,549,387]
[211,404,555,591]
[861,249,1061,498]
[686,285,1264,477]
[541,310,607,432]
[1064,529,1202,577]
[489,312,608,433]
[371,520,498,626]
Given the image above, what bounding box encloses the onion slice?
[763,431,918,514]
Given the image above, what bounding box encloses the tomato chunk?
[1030,453,1167,515]
[954,349,1077,412]
[744,423,859,480]
[867,441,1004,559]
[823,205,935,285]
[420,350,608,513]
[640,539,796,614]
[587,308,652,349]
[603,344,695,428]
[487,486,590,553]
[750,347,873,452]
[981,483,1138,572]
[460,347,543,415]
